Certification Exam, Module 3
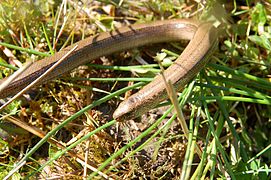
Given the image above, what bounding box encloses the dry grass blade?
[0,45,78,112]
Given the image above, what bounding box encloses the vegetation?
[0,0,270,179]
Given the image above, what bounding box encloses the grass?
[0,0,271,179]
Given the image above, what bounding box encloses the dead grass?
[0,0,270,179]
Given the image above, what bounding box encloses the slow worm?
[0,19,218,121]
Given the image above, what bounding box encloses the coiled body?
[0,19,218,121]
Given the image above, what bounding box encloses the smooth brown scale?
[0,20,218,122]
